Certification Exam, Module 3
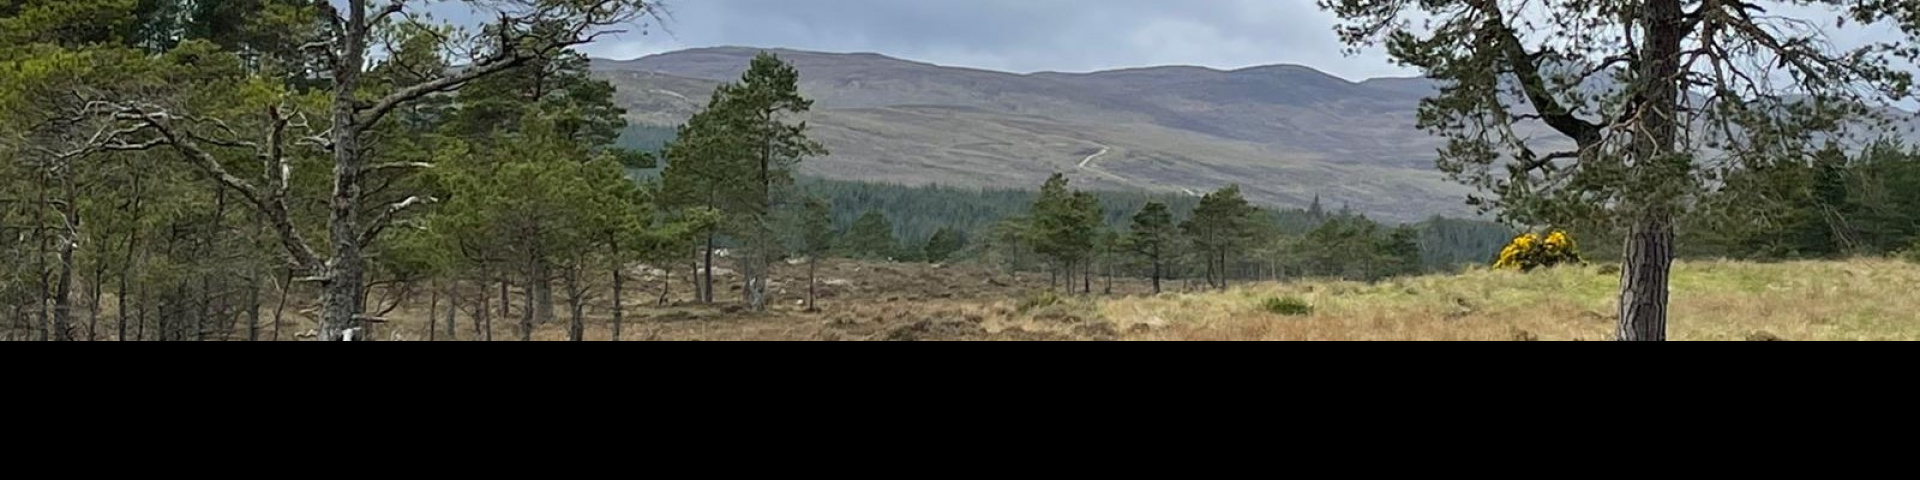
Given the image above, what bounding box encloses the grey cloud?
[567,0,1415,81]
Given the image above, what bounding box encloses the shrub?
[1494,230,1583,271]
[1017,291,1066,314]
[1261,297,1313,316]
[1902,242,1920,264]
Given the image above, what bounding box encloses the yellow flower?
[1493,230,1582,271]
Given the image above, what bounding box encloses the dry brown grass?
[1108,259,1920,341]
[264,258,1920,341]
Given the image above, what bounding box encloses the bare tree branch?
[359,195,437,246]
[112,105,325,273]
[365,161,435,175]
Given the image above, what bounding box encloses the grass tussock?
[1260,297,1314,316]
[1104,259,1920,341]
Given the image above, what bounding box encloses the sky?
[564,0,1419,82]
[417,0,1907,85]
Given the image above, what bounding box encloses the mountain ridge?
[589,46,1472,222]
[592,46,1428,86]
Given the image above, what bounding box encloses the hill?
[591,47,1479,222]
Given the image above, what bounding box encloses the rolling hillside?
[592,47,1484,221]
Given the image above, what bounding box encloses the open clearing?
[356,259,1920,341]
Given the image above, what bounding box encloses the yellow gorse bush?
[1494,230,1583,271]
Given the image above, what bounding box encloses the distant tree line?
[1684,141,1920,260]
[799,177,1515,272]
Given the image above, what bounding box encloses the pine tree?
[722,52,825,312]
[1378,226,1423,279]
[845,209,899,260]
[1026,174,1099,292]
[923,227,967,264]
[660,88,749,305]
[792,197,835,311]
[1128,202,1178,294]
[661,52,823,311]
[1181,185,1257,290]
[1324,0,1920,340]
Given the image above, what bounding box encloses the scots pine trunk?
[565,265,584,342]
[52,239,73,341]
[444,281,458,341]
[806,256,817,312]
[118,170,139,340]
[475,278,492,341]
[1198,253,1213,289]
[536,270,555,325]
[1618,0,1685,342]
[1082,260,1091,295]
[204,189,228,341]
[427,281,439,342]
[35,171,51,341]
[1619,215,1674,341]
[246,274,261,342]
[136,283,148,341]
[271,268,290,342]
[1104,259,1113,296]
[1150,256,1163,295]
[52,209,75,342]
[521,254,537,341]
[531,244,554,325]
[116,267,130,341]
[740,254,761,311]
[658,264,674,306]
[701,231,716,304]
[89,258,105,341]
[1218,250,1230,291]
[611,265,624,342]
[320,51,368,342]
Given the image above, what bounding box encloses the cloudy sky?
[420,0,1905,85]
[566,0,1417,82]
